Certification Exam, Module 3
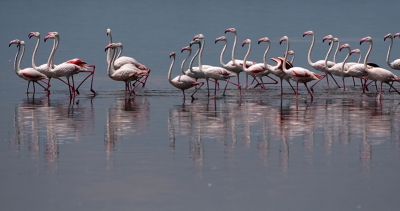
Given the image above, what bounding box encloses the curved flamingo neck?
[189,42,201,74]
[282,39,290,73]
[333,40,340,63]
[107,31,112,64]
[218,39,228,68]
[386,36,393,67]
[14,44,21,74]
[243,41,251,72]
[18,44,25,73]
[364,41,373,71]
[290,53,295,63]
[198,38,205,71]
[108,47,118,77]
[117,45,123,58]
[47,37,58,71]
[181,49,192,75]
[231,32,237,64]
[307,34,315,66]
[168,54,175,82]
[341,47,351,73]
[31,35,40,69]
[324,41,335,71]
[262,42,272,71]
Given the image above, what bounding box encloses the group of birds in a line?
[8,28,400,101]
[167,28,400,101]
[9,29,151,98]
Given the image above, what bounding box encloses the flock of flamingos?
[8,28,400,101]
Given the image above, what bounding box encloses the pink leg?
[225,79,242,98]
[342,77,346,91]
[75,65,96,95]
[329,73,341,89]
[310,74,326,92]
[191,82,204,100]
[304,83,313,100]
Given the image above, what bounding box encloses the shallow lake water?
[1,0,400,210]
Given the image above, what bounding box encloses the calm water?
[1,0,400,210]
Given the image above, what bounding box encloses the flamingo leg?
[280,78,283,96]
[222,79,229,96]
[304,83,313,100]
[264,75,279,84]
[259,77,266,90]
[387,82,400,95]
[26,81,31,93]
[225,79,241,98]
[352,77,356,86]
[361,78,366,93]
[310,74,326,92]
[206,79,210,97]
[182,89,186,101]
[75,65,96,95]
[388,81,394,92]
[191,82,204,100]
[287,80,296,94]
[296,82,299,98]
[214,80,218,98]
[342,77,346,91]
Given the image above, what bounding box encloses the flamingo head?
[224,28,236,34]
[44,32,58,42]
[66,59,87,67]
[258,37,270,44]
[350,49,361,55]
[107,28,111,36]
[329,37,339,46]
[395,33,400,39]
[105,43,118,51]
[322,35,333,43]
[215,36,226,44]
[279,36,288,45]
[360,36,372,45]
[8,39,20,47]
[241,39,251,47]
[384,33,392,41]
[28,32,40,39]
[169,52,176,58]
[284,50,294,56]
[181,46,191,53]
[303,30,314,37]
[339,43,350,52]
[190,39,201,47]
[193,34,204,40]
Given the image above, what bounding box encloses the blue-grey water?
[1,0,400,210]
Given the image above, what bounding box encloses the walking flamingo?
[279,36,324,100]
[221,28,256,88]
[384,33,400,91]
[9,39,49,95]
[105,43,147,95]
[107,28,150,87]
[240,38,278,90]
[303,30,340,91]
[360,36,400,99]
[190,38,240,98]
[168,52,204,101]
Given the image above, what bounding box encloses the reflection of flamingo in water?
[106,28,150,88]
[168,52,204,101]
[105,43,147,95]
[9,39,49,95]
[280,36,324,100]
[43,32,96,96]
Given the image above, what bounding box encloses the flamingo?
[303,30,340,91]
[190,38,239,98]
[254,37,296,95]
[329,37,358,86]
[279,36,324,100]
[43,32,96,96]
[8,39,49,95]
[360,36,400,99]
[179,44,219,89]
[221,28,256,88]
[240,38,278,90]
[105,43,147,95]
[384,33,400,91]
[106,28,150,87]
[168,52,204,101]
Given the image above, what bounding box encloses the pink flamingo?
[384,33,400,91]
[9,39,49,94]
[105,43,147,95]
[221,28,256,88]
[303,30,340,91]
[240,38,278,90]
[168,52,204,101]
[107,28,150,88]
[360,36,400,99]
[279,36,324,100]
[190,38,240,98]
[43,32,95,96]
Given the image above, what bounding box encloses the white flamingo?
[384,33,400,91]
[105,43,147,95]
[44,32,95,96]
[279,36,324,100]
[168,52,204,101]
[329,37,359,86]
[303,30,340,91]
[360,36,400,99]
[221,28,256,88]
[190,38,239,98]
[106,28,150,87]
[240,38,278,90]
[9,39,49,94]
